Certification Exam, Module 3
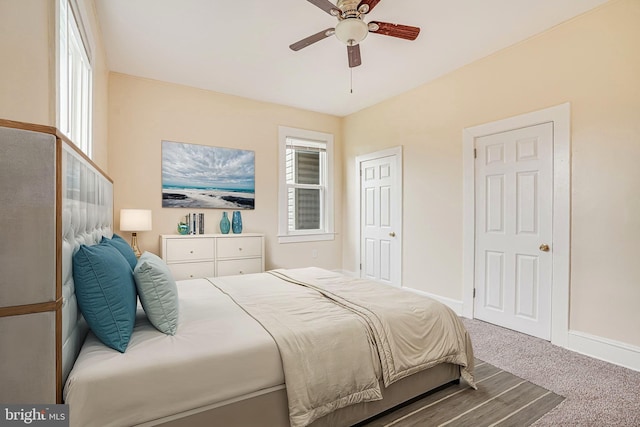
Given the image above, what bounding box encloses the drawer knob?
[190,250,194,254]
[238,247,243,251]
[189,274,194,278]
[239,271,244,274]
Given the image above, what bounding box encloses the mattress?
[63,279,284,427]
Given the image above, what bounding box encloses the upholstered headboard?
[61,144,113,383]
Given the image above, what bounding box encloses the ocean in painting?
[162,186,255,209]
[162,140,255,209]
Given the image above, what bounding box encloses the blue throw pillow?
[73,243,137,352]
[134,252,179,335]
[101,234,137,270]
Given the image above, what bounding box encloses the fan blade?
[347,44,362,68]
[307,0,340,15]
[358,0,381,14]
[289,28,335,51]
[369,21,420,40]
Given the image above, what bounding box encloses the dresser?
[160,233,265,280]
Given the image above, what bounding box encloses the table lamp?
[120,209,152,257]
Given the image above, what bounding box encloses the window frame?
[57,0,93,158]
[278,126,335,243]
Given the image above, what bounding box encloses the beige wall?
[342,0,640,347]
[0,0,52,126]
[0,0,109,171]
[108,73,343,270]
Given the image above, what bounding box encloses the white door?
[474,122,553,340]
[359,149,402,286]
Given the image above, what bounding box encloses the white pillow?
[133,252,179,335]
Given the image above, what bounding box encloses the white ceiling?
[94,0,608,117]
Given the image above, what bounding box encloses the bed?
[56,129,474,426]
[64,265,475,427]
[0,120,473,424]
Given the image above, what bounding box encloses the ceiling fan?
[289,0,420,68]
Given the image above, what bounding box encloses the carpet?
[360,359,565,427]
[461,318,640,426]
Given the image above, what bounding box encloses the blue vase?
[219,212,230,234]
[232,211,242,234]
[177,222,189,235]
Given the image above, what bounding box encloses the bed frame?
[1,119,461,425]
[146,363,460,427]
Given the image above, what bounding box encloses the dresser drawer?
[165,238,215,262]
[216,236,262,259]
[168,262,215,281]
[216,258,263,277]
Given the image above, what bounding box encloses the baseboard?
[402,287,464,316]
[568,330,640,372]
[338,270,639,372]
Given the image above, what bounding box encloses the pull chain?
[350,67,353,94]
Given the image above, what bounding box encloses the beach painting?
[162,140,255,209]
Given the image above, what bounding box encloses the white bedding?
[63,279,284,427]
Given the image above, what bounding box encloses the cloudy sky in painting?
[162,141,255,190]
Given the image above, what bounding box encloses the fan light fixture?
[334,19,368,45]
[289,0,420,69]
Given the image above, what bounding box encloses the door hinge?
[473,288,476,298]
[474,148,477,159]
[359,263,362,270]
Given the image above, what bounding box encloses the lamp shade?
[120,209,152,231]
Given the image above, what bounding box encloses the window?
[58,0,93,158]
[278,126,334,243]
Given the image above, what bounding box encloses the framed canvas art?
[162,140,255,209]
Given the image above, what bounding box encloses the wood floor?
[360,359,564,427]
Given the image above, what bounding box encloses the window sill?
[278,233,335,244]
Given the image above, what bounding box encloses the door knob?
[389,232,396,237]
[539,244,550,252]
